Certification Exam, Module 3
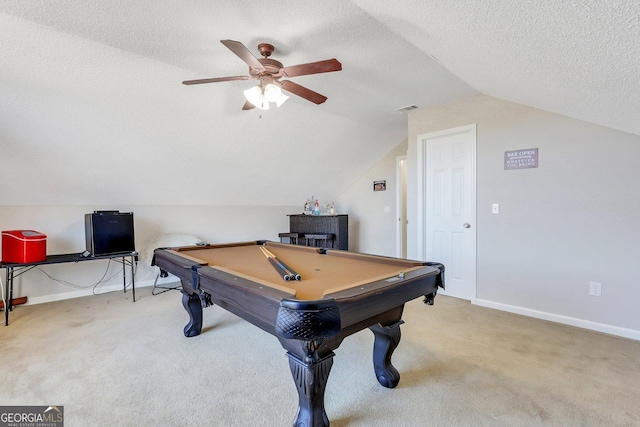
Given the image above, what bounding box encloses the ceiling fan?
[182,39,342,110]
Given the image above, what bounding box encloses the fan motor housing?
[248,43,283,77]
[251,58,284,77]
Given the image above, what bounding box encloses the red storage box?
[1,230,47,263]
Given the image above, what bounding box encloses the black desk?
[1,251,137,325]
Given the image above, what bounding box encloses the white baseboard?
[475,298,640,341]
[25,276,180,306]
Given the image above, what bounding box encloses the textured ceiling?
[1,1,638,206]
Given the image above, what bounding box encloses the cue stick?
[261,246,302,281]
[260,246,293,281]
[267,257,291,281]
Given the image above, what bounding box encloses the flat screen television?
[85,211,135,256]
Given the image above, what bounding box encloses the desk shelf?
[1,251,137,325]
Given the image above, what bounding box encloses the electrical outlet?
[589,282,602,296]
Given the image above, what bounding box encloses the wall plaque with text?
[504,148,538,170]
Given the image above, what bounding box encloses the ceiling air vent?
[395,105,419,113]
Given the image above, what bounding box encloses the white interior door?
[419,125,476,301]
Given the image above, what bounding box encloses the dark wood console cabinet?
[288,214,348,250]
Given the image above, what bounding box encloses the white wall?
[0,205,298,303]
[335,140,408,256]
[407,94,640,339]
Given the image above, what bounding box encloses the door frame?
[416,124,477,302]
[396,155,407,258]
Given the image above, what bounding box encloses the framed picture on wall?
[373,180,386,191]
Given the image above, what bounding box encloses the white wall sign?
[505,148,538,170]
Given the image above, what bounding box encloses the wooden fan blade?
[281,59,342,78]
[220,39,266,72]
[242,100,256,110]
[183,76,250,85]
[280,80,328,105]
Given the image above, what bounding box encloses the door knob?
[463,223,471,228]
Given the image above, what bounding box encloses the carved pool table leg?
[369,320,404,388]
[287,351,334,427]
[181,290,203,337]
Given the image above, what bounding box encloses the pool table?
[153,241,444,427]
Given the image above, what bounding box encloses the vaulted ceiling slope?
[1,1,638,206]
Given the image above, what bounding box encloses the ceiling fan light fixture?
[244,83,287,110]
[264,83,282,102]
[183,40,341,110]
[275,92,289,108]
[265,83,289,107]
[243,85,269,110]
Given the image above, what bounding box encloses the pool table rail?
[153,243,444,344]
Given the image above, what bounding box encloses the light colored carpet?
[1,288,639,426]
